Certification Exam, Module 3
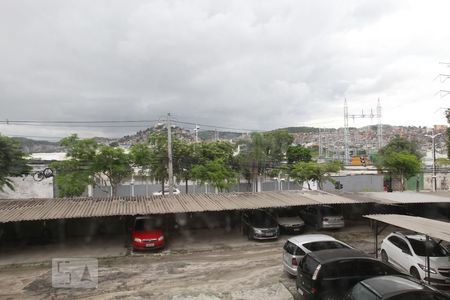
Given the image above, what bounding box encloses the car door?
[395,237,415,272]
[387,236,410,272]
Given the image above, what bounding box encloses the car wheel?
[381,250,388,263]
[287,272,296,279]
[410,267,421,280]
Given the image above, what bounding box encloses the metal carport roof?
[364,214,450,243]
[365,214,450,285]
[0,190,366,223]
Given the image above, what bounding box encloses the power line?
[1,123,158,128]
[171,120,260,132]
[0,119,160,124]
[5,134,65,140]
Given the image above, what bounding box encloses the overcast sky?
[0,0,449,139]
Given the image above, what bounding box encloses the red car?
[131,216,165,251]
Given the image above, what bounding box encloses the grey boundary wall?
[92,174,384,197]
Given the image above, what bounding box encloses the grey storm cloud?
[0,0,450,139]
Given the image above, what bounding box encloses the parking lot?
[0,221,387,300]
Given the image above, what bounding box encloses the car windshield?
[135,219,157,231]
[277,209,299,218]
[407,238,449,257]
[302,241,349,251]
[250,212,277,227]
[320,206,340,216]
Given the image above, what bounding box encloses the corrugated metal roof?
[0,190,364,223]
[364,214,450,243]
[363,192,450,204]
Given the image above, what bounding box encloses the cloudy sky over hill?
[0,0,449,139]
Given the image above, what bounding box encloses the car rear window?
[295,247,306,256]
[302,256,320,275]
[302,241,349,252]
[283,241,296,255]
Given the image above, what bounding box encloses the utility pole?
[194,125,199,143]
[167,113,174,196]
[425,131,442,192]
[344,99,350,164]
[377,99,383,149]
[318,128,323,158]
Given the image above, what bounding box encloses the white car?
[282,234,353,276]
[380,232,450,286]
[152,188,181,196]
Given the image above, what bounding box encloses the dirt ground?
[0,224,393,300]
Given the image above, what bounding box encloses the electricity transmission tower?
[344,99,383,165]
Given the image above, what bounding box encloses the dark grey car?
[242,210,279,240]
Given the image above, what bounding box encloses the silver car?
[270,208,305,233]
[282,234,352,276]
[300,205,345,230]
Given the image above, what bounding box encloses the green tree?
[236,132,269,191]
[52,135,133,197]
[176,142,196,193]
[147,132,191,193]
[378,136,422,159]
[51,135,98,197]
[50,160,92,197]
[264,129,294,163]
[286,145,312,164]
[130,143,152,174]
[290,161,341,190]
[189,141,236,193]
[383,151,421,191]
[93,145,133,196]
[129,143,153,195]
[191,159,236,192]
[148,132,169,191]
[0,135,31,191]
[236,130,293,191]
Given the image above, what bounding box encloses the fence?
[92,174,384,197]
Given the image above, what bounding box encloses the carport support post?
[372,221,389,258]
[426,235,431,285]
[374,221,378,258]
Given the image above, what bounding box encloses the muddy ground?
[0,225,382,300]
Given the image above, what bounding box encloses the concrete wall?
[323,174,384,192]
[423,172,450,190]
[0,175,53,199]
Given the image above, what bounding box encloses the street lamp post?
[425,132,442,192]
